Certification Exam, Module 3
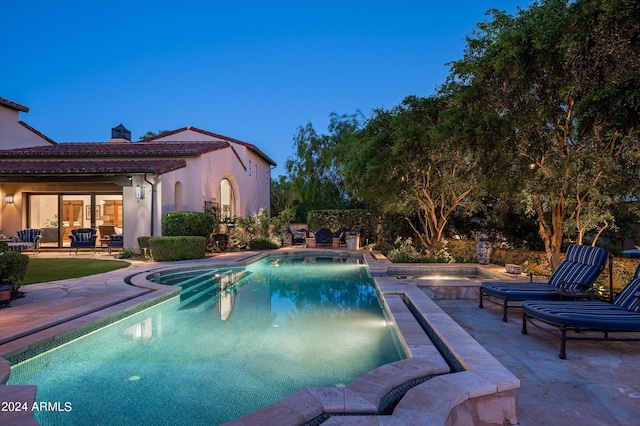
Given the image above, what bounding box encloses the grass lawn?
[23,258,131,285]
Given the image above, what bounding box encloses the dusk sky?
[1,0,531,176]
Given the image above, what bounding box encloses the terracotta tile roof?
[18,121,56,145]
[0,96,29,112]
[0,140,229,158]
[0,159,186,175]
[143,126,277,166]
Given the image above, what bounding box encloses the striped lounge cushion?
[481,245,609,301]
[547,245,609,291]
[612,264,640,312]
[522,299,640,330]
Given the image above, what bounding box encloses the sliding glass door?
[28,193,123,248]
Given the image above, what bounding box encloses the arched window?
[175,182,183,211]
[220,178,235,221]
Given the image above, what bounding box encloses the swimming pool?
[8,254,405,425]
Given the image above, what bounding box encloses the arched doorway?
[220,178,235,221]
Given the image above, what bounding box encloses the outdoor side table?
[555,288,593,301]
[305,237,316,249]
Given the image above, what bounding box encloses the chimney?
[109,123,132,143]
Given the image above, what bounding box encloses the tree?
[270,175,296,216]
[138,130,171,140]
[448,0,640,269]
[342,95,483,250]
[284,112,363,222]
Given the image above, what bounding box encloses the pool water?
[9,255,405,425]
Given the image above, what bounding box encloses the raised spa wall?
[227,255,522,426]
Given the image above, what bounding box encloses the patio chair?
[479,244,609,321]
[108,235,124,254]
[289,228,308,246]
[522,263,640,359]
[69,228,98,254]
[9,228,42,254]
[333,228,347,246]
[314,227,334,247]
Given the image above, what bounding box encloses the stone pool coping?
[0,250,522,425]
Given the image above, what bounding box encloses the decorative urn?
[476,233,492,265]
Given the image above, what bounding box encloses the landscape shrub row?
[162,211,216,238]
[147,236,207,261]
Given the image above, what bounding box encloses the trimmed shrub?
[149,236,206,261]
[137,236,152,250]
[248,237,279,250]
[0,251,29,293]
[162,211,216,237]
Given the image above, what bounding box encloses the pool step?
[178,269,233,307]
[179,270,252,311]
[178,269,234,293]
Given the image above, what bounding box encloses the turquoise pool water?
[9,254,405,425]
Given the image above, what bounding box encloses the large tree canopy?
[342,95,483,249]
[275,0,639,270]
[284,112,363,222]
[447,0,640,269]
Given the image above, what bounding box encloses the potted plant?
[0,251,29,307]
[0,282,12,306]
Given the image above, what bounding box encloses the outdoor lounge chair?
[9,228,42,254]
[69,228,98,253]
[522,263,640,359]
[479,244,609,321]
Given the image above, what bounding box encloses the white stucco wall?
[122,181,153,248]
[0,105,51,149]
[153,129,273,220]
[155,147,271,222]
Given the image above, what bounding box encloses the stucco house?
[0,97,56,149]
[0,96,276,251]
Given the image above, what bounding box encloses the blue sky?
[0,0,530,176]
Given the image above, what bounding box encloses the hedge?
[307,209,376,243]
[137,236,152,250]
[248,237,279,250]
[148,236,207,261]
[162,211,216,237]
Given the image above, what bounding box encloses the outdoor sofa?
[479,244,609,321]
[522,263,640,359]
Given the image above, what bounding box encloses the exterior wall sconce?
[135,184,145,201]
[4,194,14,204]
